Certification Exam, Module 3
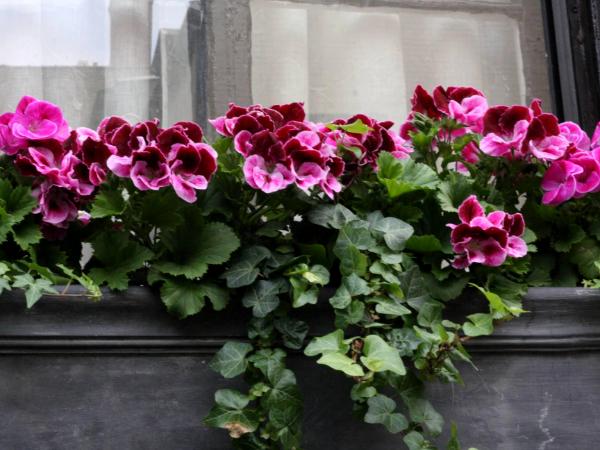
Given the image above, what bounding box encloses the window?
[0,0,559,130]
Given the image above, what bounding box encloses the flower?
[447,95,488,133]
[32,181,79,227]
[243,154,294,193]
[540,160,583,205]
[448,195,527,269]
[480,105,532,158]
[168,143,218,203]
[9,96,69,142]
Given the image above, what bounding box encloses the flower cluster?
[540,123,600,205]
[101,117,217,203]
[448,195,527,269]
[0,96,113,228]
[210,103,411,197]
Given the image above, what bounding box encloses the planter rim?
[0,286,599,354]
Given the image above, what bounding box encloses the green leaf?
[223,246,271,288]
[405,397,444,435]
[302,264,329,285]
[350,383,377,401]
[447,422,461,450]
[553,223,586,252]
[399,266,431,307]
[403,431,435,450]
[339,246,368,277]
[569,238,600,279]
[335,221,376,254]
[308,204,357,229]
[436,173,474,213]
[155,221,240,280]
[290,279,319,308]
[327,118,371,134]
[334,300,365,328]
[377,153,439,198]
[0,181,36,225]
[12,274,57,308]
[210,342,253,378]
[242,279,288,318]
[406,235,442,253]
[274,317,309,350]
[204,389,259,438]
[343,273,371,296]
[367,212,414,251]
[11,217,42,250]
[373,297,411,317]
[317,352,364,377]
[364,394,408,434]
[90,188,125,218]
[304,329,349,356]
[463,313,494,337]
[248,348,286,378]
[89,232,153,290]
[161,279,229,318]
[140,190,183,229]
[56,264,101,300]
[360,335,406,375]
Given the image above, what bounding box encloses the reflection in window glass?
[0,0,553,132]
[249,0,552,123]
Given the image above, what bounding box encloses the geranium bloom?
[168,143,218,203]
[243,154,294,193]
[480,105,532,158]
[540,160,583,205]
[9,96,69,142]
[448,195,527,269]
[107,144,170,191]
[559,121,591,152]
[32,182,79,227]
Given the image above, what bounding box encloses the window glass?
[0,0,552,131]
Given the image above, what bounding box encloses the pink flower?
[210,103,304,138]
[448,195,527,269]
[0,112,26,154]
[480,105,532,158]
[9,96,69,142]
[168,143,218,203]
[448,95,488,133]
[560,121,590,152]
[243,154,294,193]
[32,182,79,227]
[524,114,568,161]
[541,160,583,205]
[107,144,170,191]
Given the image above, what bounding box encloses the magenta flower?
[448,95,488,133]
[480,105,532,158]
[540,160,583,205]
[32,182,79,227]
[560,121,591,152]
[107,144,170,191]
[168,143,218,203]
[9,96,69,142]
[0,112,26,155]
[448,195,527,269]
[243,154,294,193]
[524,113,568,161]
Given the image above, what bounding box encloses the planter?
[0,287,598,450]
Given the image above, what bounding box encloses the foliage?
[2,86,597,449]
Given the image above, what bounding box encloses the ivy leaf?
[12,274,57,308]
[399,266,431,308]
[248,348,286,378]
[317,352,364,377]
[302,264,330,285]
[373,297,411,317]
[90,188,126,218]
[403,431,436,450]
[334,300,365,328]
[161,279,228,318]
[405,397,444,436]
[223,246,271,288]
[304,329,349,356]
[11,217,42,250]
[364,394,408,434]
[339,245,368,277]
[335,221,376,254]
[308,204,357,229]
[242,279,288,318]
[463,313,494,337]
[210,342,253,378]
[155,221,240,280]
[274,317,308,350]
[290,279,319,308]
[204,389,259,438]
[89,232,153,290]
[360,335,406,375]
[367,212,414,251]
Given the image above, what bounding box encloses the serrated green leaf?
[160,279,229,318]
[406,235,442,253]
[210,341,253,378]
[90,188,125,218]
[0,181,36,225]
[436,173,474,213]
[364,394,408,434]
[11,216,42,250]
[89,232,152,290]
